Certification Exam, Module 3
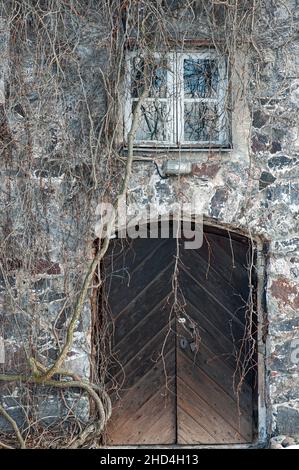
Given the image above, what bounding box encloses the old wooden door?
[102,227,257,445]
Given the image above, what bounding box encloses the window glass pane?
[133,100,171,141]
[183,58,219,98]
[131,57,168,98]
[184,102,219,141]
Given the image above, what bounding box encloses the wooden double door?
[103,227,257,445]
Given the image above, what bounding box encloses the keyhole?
[180,338,188,350]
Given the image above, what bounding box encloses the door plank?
[179,272,245,343]
[107,323,176,395]
[177,407,217,444]
[112,297,175,368]
[179,254,247,327]
[195,233,251,295]
[107,348,175,431]
[177,349,253,441]
[105,240,175,316]
[176,322,253,409]
[105,237,176,445]
[112,265,174,344]
[107,379,176,445]
[177,378,247,444]
[180,300,247,373]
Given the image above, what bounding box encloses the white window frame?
[124,51,176,147]
[124,50,228,148]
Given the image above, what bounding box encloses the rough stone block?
[276,405,299,435]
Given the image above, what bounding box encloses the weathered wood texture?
[103,228,256,445]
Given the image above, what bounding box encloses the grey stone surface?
[259,171,276,190]
[276,406,299,436]
[0,0,298,444]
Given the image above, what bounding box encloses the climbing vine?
[0,0,296,448]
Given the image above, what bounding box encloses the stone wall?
[0,1,298,446]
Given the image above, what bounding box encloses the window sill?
[121,145,233,158]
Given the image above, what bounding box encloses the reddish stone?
[270,277,299,310]
[0,257,22,270]
[251,134,268,153]
[192,162,221,178]
[32,259,61,275]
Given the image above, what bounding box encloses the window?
[124,51,229,148]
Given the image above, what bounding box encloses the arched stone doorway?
[101,223,259,445]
